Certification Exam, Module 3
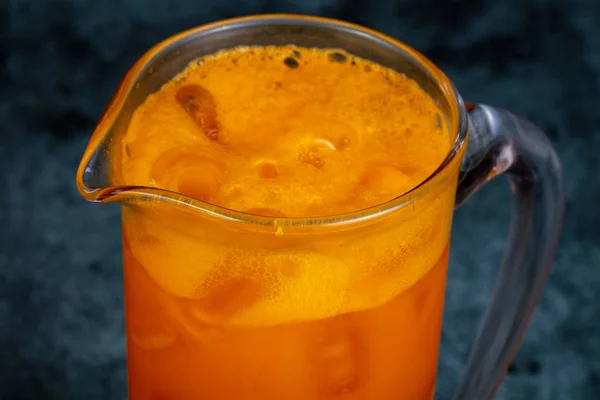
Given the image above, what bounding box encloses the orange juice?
[119,46,456,399]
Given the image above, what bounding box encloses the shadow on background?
[0,0,598,399]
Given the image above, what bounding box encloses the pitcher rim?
[76,14,468,228]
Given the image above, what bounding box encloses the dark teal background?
[0,0,598,399]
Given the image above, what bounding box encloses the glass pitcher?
[76,15,564,400]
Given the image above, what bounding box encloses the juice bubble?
[327,51,348,64]
[297,146,325,169]
[256,160,278,179]
[283,57,300,69]
[297,138,340,169]
[175,84,220,140]
[281,115,356,171]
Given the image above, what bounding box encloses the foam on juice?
[120,46,454,327]
[122,46,451,217]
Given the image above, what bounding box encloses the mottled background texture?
[1,0,598,399]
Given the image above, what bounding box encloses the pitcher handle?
[451,104,565,399]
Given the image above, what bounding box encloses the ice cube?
[311,318,361,397]
[360,165,415,199]
[151,146,225,202]
[122,209,223,300]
